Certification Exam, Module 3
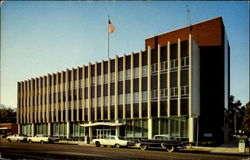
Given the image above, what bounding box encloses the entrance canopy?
[80,122,126,127]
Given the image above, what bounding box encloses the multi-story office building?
[17,17,229,143]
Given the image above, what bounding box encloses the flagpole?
[108,15,110,59]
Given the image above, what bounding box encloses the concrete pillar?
[82,65,85,121]
[115,126,120,137]
[139,51,142,118]
[130,52,134,118]
[89,126,93,142]
[188,117,194,142]
[167,42,171,117]
[88,63,91,121]
[177,39,181,116]
[95,63,98,121]
[115,56,118,120]
[107,59,111,120]
[34,79,38,123]
[148,118,153,139]
[101,61,104,120]
[52,74,55,122]
[60,72,64,122]
[123,55,126,119]
[47,123,51,136]
[157,44,161,118]
[66,121,70,138]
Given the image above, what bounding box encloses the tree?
[0,104,16,123]
[228,95,244,135]
[242,101,250,135]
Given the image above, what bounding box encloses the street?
[0,142,249,160]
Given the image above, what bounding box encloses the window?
[104,74,108,84]
[97,97,101,106]
[181,56,189,67]
[91,98,95,108]
[134,67,139,78]
[161,88,168,99]
[98,75,102,85]
[142,65,148,77]
[142,91,148,102]
[151,90,158,100]
[181,85,189,95]
[126,93,131,104]
[111,72,115,83]
[161,61,168,71]
[85,99,89,108]
[171,59,178,70]
[118,95,123,105]
[151,63,158,74]
[91,77,95,86]
[126,69,131,80]
[104,96,108,106]
[134,92,139,103]
[171,87,178,97]
[118,71,123,81]
[85,78,88,87]
[111,95,115,105]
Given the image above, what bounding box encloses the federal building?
[17,17,230,143]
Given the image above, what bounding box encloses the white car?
[6,134,28,142]
[92,136,135,148]
[27,134,60,143]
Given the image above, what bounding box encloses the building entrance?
[95,129,115,139]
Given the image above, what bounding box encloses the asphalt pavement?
[0,142,249,160]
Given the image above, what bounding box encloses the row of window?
[19,86,189,108]
[19,57,190,92]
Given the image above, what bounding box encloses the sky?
[0,1,249,108]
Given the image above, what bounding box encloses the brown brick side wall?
[145,17,223,49]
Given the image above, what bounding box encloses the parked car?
[139,135,186,152]
[92,136,135,148]
[6,134,28,142]
[27,134,60,144]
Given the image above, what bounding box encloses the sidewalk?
[209,144,250,156]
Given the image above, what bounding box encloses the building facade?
[17,17,229,143]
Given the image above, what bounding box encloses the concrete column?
[47,122,51,136]
[147,46,151,119]
[23,81,26,124]
[38,77,41,123]
[88,122,93,142]
[31,123,35,137]
[157,44,161,118]
[60,72,64,122]
[147,46,152,139]
[34,78,38,123]
[115,126,120,137]
[139,51,142,119]
[66,70,69,122]
[66,121,70,138]
[123,55,126,119]
[88,63,91,121]
[177,39,181,116]
[101,61,104,120]
[95,63,98,121]
[18,124,21,135]
[17,82,20,124]
[115,56,118,120]
[82,65,86,121]
[52,74,55,123]
[167,42,171,117]
[43,76,46,123]
[31,79,34,123]
[188,117,194,142]
[27,80,30,124]
[107,59,111,120]
[76,67,80,122]
[46,75,50,123]
[148,118,153,139]
[20,82,23,124]
[71,69,74,122]
[188,34,193,142]
[130,52,134,118]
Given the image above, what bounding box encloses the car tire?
[114,143,120,148]
[166,146,175,152]
[29,140,32,143]
[40,140,44,144]
[8,139,11,142]
[95,141,101,147]
[17,139,20,143]
[140,145,148,151]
